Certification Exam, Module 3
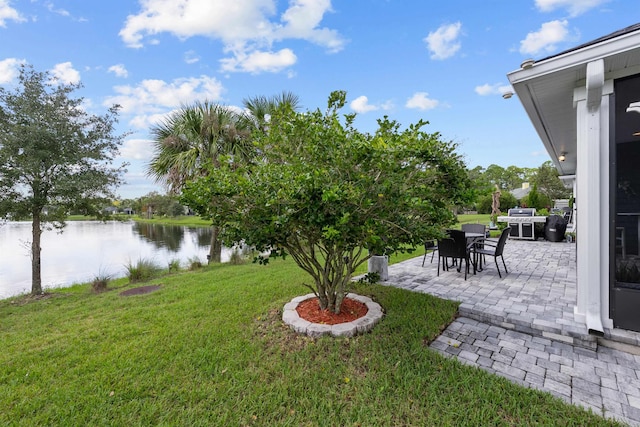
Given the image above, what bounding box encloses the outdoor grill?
[497,208,547,240]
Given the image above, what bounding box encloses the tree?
[533,160,571,201]
[242,91,300,133]
[0,65,126,294]
[476,192,518,214]
[182,91,471,313]
[147,101,252,262]
[526,183,541,209]
[136,192,184,217]
[148,93,299,263]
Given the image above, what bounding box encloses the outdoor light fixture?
[502,91,513,99]
[627,101,640,114]
[626,102,640,136]
[558,152,566,162]
[521,59,535,69]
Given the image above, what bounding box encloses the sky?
[1,0,638,199]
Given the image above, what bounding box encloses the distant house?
[103,206,118,215]
[510,182,531,202]
[507,23,640,335]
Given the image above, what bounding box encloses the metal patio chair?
[437,230,473,280]
[422,240,438,266]
[472,227,511,278]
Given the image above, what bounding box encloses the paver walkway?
[382,239,640,426]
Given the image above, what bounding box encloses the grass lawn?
[0,255,617,426]
[65,215,212,227]
[457,213,491,225]
[67,214,491,230]
[132,215,212,227]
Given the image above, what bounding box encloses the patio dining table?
[465,232,485,273]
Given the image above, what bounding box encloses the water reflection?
[133,223,186,251]
[0,221,222,299]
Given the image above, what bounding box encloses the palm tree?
[147,94,299,263]
[242,91,300,133]
[148,101,252,262]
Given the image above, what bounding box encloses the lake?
[0,221,232,299]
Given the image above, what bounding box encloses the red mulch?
[296,297,368,325]
[119,285,161,296]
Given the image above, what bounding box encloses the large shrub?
[182,91,471,313]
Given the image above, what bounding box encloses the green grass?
[133,215,212,227]
[64,215,212,227]
[0,256,617,426]
[457,213,492,225]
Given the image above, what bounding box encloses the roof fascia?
[508,29,640,84]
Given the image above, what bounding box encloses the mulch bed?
[119,285,162,296]
[296,297,368,325]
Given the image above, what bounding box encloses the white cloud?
[50,62,81,84]
[45,2,70,17]
[0,0,25,27]
[379,100,394,111]
[184,50,200,64]
[119,138,154,160]
[119,0,345,73]
[520,20,570,56]
[350,95,377,113]
[349,95,393,114]
[220,48,296,74]
[424,22,462,60]
[45,1,87,22]
[534,0,609,17]
[129,111,174,129]
[405,92,439,111]
[276,0,344,53]
[104,75,225,129]
[0,57,26,84]
[108,64,129,78]
[475,83,513,96]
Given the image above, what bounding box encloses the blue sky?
[1,0,638,199]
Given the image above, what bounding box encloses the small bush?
[91,271,112,293]
[168,259,181,273]
[125,258,162,283]
[188,256,203,271]
[358,272,380,284]
[228,247,248,265]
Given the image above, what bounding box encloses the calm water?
[0,221,231,299]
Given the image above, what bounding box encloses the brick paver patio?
[381,238,640,426]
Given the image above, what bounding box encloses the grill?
[497,208,547,240]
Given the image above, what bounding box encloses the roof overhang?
[506,24,640,176]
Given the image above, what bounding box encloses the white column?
[573,59,612,334]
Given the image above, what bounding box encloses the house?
[507,23,640,334]
[103,206,118,215]
[510,182,530,202]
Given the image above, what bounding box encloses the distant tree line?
[114,161,571,219]
[466,161,571,213]
[116,192,185,218]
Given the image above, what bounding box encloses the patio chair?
[461,223,486,235]
[422,240,438,266]
[437,230,472,280]
[462,223,487,265]
[472,227,511,278]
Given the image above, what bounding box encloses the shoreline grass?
[0,254,617,425]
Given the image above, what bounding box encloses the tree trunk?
[208,225,222,263]
[31,212,43,295]
[334,291,345,314]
